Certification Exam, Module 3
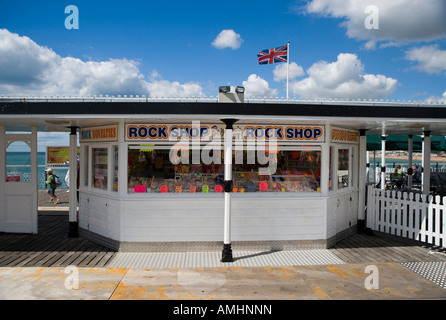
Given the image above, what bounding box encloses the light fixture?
[235,86,245,93]
[219,86,230,93]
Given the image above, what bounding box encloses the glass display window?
[329,146,334,191]
[232,149,321,193]
[112,145,118,192]
[127,145,321,194]
[127,146,224,194]
[92,147,108,190]
[337,148,350,189]
[82,145,89,187]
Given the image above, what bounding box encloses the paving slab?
[109,263,446,300]
[0,262,445,301]
[0,267,126,300]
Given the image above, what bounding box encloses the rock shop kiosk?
[11,94,445,252]
[78,119,360,251]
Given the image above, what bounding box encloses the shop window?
[92,148,108,190]
[232,150,321,192]
[128,147,223,193]
[112,146,118,191]
[127,146,321,193]
[329,146,334,191]
[82,146,89,187]
[337,148,349,189]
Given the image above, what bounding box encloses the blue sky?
[1,1,446,150]
[1,0,445,101]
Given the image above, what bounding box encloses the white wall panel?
[121,197,327,242]
[79,191,358,244]
[79,192,121,240]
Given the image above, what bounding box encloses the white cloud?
[273,62,305,82]
[305,0,446,48]
[144,69,204,97]
[211,29,243,50]
[242,74,278,98]
[290,53,397,99]
[145,78,204,98]
[405,45,446,75]
[427,90,446,100]
[424,91,446,104]
[38,132,71,150]
[0,29,204,98]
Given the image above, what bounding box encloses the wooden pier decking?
[0,215,116,267]
[1,214,445,268]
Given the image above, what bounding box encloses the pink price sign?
[259,182,268,191]
[134,185,147,193]
[160,185,168,193]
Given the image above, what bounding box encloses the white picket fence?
[366,186,445,248]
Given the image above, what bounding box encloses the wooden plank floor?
[1,215,445,267]
[0,215,116,267]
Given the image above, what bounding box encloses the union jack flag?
[257,44,288,65]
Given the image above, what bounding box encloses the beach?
[385,155,446,162]
[369,151,446,163]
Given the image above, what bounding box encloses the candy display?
[231,170,320,193]
[127,148,321,193]
[231,150,321,192]
[127,173,226,193]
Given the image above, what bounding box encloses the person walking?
[45,168,60,204]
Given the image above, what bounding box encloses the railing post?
[442,196,446,247]
[366,185,376,230]
[402,191,408,238]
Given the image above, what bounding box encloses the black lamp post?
[221,118,237,262]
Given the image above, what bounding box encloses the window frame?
[329,144,356,193]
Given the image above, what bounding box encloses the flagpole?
[286,41,290,100]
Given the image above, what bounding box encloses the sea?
[6,151,69,189]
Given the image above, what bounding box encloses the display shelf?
[128,173,225,194]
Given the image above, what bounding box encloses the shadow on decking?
[330,230,446,263]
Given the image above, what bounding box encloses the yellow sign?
[47,146,80,165]
[331,128,359,143]
[80,125,118,142]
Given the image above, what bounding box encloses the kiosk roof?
[1,97,446,135]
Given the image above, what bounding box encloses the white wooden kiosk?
[78,121,359,251]
[75,90,363,252]
[1,93,446,253]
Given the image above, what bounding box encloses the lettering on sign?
[331,128,359,143]
[80,125,118,142]
[126,124,222,141]
[125,123,325,143]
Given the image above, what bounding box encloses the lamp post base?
[221,243,233,263]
